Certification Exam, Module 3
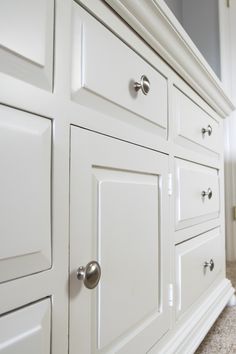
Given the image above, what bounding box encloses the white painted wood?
[173,86,220,156]
[0,0,233,353]
[0,0,54,90]
[70,127,170,354]
[175,158,220,230]
[148,279,234,353]
[71,3,167,138]
[175,228,223,318]
[0,298,51,353]
[0,105,51,282]
[104,0,235,117]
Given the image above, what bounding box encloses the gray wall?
[164,0,221,79]
[164,0,183,23]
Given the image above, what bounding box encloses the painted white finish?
[71,3,167,137]
[175,158,220,229]
[104,0,235,117]
[70,127,170,354]
[176,228,223,318]
[0,298,51,353]
[173,86,220,156]
[219,0,236,262]
[0,0,54,90]
[0,0,234,353]
[0,105,51,283]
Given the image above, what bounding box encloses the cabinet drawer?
[71,3,167,136]
[0,105,51,282]
[0,298,51,353]
[176,228,223,318]
[175,158,220,230]
[173,86,220,155]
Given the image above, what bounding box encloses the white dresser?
[0,0,235,353]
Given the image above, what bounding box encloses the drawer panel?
[175,158,220,230]
[176,228,223,318]
[0,299,51,353]
[173,86,220,155]
[0,0,54,90]
[0,105,51,282]
[71,3,167,136]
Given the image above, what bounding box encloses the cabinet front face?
[0,298,51,354]
[0,106,51,283]
[69,127,170,354]
[0,0,54,90]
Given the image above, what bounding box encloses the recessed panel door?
[70,127,170,354]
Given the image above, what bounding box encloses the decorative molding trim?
[105,0,235,117]
[149,279,234,353]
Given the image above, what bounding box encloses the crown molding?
[104,0,235,117]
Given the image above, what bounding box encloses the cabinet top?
[104,0,235,118]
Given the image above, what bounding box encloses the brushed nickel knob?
[204,259,214,271]
[77,261,101,289]
[202,125,212,136]
[134,75,150,95]
[201,188,213,199]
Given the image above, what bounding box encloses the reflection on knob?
[204,259,214,271]
[202,125,212,136]
[77,261,101,289]
[201,188,213,199]
[134,75,150,95]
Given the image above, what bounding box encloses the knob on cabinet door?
[134,75,150,95]
[77,261,101,289]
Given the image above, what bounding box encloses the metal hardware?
[201,188,213,199]
[168,173,172,196]
[204,259,215,271]
[202,125,212,136]
[77,261,101,289]
[134,75,150,95]
[168,284,174,307]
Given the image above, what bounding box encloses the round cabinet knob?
[77,261,101,289]
[202,125,212,136]
[201,188,213,199]
[134,75,150,95]
[204,259,215,271]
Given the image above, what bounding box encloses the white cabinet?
[175,158,220,230]
[0,299,51,354]
[0,0,54,90]
[70,127,170,353]
[0,105,51,283]
[176,228,223,318]
[0,0,234,354]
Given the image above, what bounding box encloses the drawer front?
[71,3,167,136]
[0,0,54,90]
[174,86,220,155]
[0,299,51,353]
[176,228,223,318]
[175,158,220,230]
[0,105,51,282]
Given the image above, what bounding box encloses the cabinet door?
[70,127,170,354]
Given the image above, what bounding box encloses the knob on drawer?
[202,125,212,136]
[201,188,213,199]
[134,75,150,95]
[204,259,214,271]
